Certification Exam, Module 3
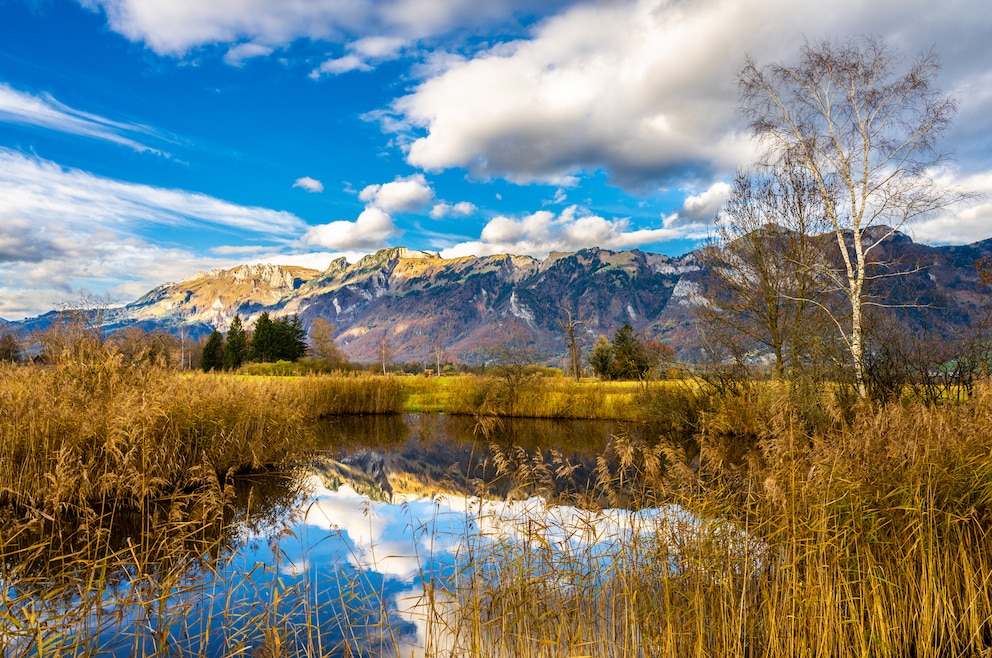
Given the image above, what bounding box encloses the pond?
[1,414,750,657]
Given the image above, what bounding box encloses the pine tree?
[611,324,649,380]
[274,315,307,362]
[248,312,274,363]
[223,315,248,370]
[200,330,225,371]
[589,336,614,380]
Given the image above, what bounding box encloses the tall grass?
[3,351,992,656]
[406,374,652,420]
[424,385,992,657]
[0,359,407,516]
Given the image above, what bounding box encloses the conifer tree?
[223,315,248,370]
[611,324,649,380]
[589,336,614,380]
[200,330,225,371]
[248,312,275,363]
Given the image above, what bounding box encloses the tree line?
[199,313,342,372]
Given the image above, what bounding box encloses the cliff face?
[9,235,992,365]
[128,263,320,331]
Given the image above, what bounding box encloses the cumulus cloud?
[223,42,274,66]
[429,200,476,219]
[293,176,325,193]
[0,149,309,318]
[303,206,398,251]
[440,205,708,259]
[0,83,162,153]
[386,0,991,190]
[910,171,992,245]
[665,181,733,227]
[359,173,433,213]
[310,36,407,78]
[79,0,568,60]
[298,173,435,252]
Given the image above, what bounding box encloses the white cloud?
[429,200,476,219]
[223,42,274,66]
[0,83,161,153]
[303,206,398,251]
[79,0,568,60]
[440,205,707,259]
[0,149,309,319]
[311,54,373,78]
[910,171,992,245]
[669,181,733,226]
[311,35,409,78]
[293,176,325,193]
[351,35,406,59]
[359,173,433,213]
[0,149,304,237]
[386,0,992,190]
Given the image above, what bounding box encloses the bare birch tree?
[739,36,964,396]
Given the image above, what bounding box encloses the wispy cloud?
[0,83,163,154]
[0,149,309,318]
[0,148,305,235]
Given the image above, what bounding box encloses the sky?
[0,0,990,320]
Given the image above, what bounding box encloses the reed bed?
[420,386,992,657]
[0,360,406,517]
[3,354,992,657]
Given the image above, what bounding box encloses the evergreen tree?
[273,315,307,361]
[223,315,248,370]
[247,313,308,363]
[248,312,275,362]
[589,335,614,380]
[200,330,225,371]
[611,324,649,380]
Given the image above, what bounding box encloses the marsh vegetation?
[3,344,992,656]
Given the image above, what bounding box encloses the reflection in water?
[2,414,733,657]
[313,414,661,503]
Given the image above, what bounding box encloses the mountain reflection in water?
[4,414,742,657]
[233,414,716,656]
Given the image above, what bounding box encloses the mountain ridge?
[5,235,992,365]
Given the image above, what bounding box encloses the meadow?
[2,356,992,656]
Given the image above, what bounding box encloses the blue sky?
[1,0,990,319]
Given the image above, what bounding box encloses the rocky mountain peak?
[231,263,301,291]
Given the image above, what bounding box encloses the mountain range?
[5,234,992,365]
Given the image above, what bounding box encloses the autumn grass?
[401,374,661,420]
[3,354,992,656]
[421,385,992,657]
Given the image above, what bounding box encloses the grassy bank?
[0,359,405,516]
[401,374,648,419]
